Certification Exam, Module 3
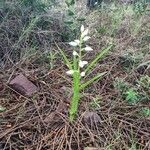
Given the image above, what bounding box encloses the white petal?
[83,36,90,41]
[80,25,84,33]
[83,61,88,65]
[84,46,93,51]
[80,72,85,77]
[79,61,83,67]
[66,70,74,75]
[79,60,88,68]
[74,39,80,45]
[73,51,79,56]
[79,63,83,68]
[69,41,78,46]
[81,29,89,38]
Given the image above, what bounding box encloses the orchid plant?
[56,25,112,121]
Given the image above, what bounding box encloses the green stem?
[78,36,83,74]
[69,35,83,121]
[69,71,80,121]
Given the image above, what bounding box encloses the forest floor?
[0,1,150,150]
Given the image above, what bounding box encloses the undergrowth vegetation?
[0,0,150,149]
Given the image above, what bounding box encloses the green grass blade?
[55,42,72,70]
[80,72,106,90]
[85,45,113,73]
[137,60,150,69]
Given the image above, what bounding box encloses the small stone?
[9,74,38,96]
[83,111,101,127]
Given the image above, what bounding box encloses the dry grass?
[0,49,150,149]
[0,1,150,150]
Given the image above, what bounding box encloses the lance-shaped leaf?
[65,0,75,7]
[80,72,106,90]
[77,17,86,22]
[137,60,150,69]
[85,45,113,74]
[55,42,72,70]
[68,8,75,16]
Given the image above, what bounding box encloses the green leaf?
[69,0,75,5]
[137,60,150,69]
[65,0,75,7]
[64,20,74,25]
[85,45,113,74]
[125,88,139,105]
[77,17,86,22]
[0,105,6,112]
[80,72,106,90]
[55,42,72,70]
[142,107,150,117]
[68,8,75,16]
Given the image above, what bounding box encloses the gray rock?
[83,111,101,126]
[9,74,38,96]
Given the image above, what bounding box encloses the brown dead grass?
[0,2,150,150]
[0,40,150,149]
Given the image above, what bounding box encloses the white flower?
[66,70,74,75]
[74,40,80,45]
[81,29,89,38]
[79,60,88,68]
[73,51,79,56]
[69,41,78,47]
[83,36,90,41]
[80,72,85,77]
[81,25,84,33]
[94,2,98,5]
[84,46,93,51]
